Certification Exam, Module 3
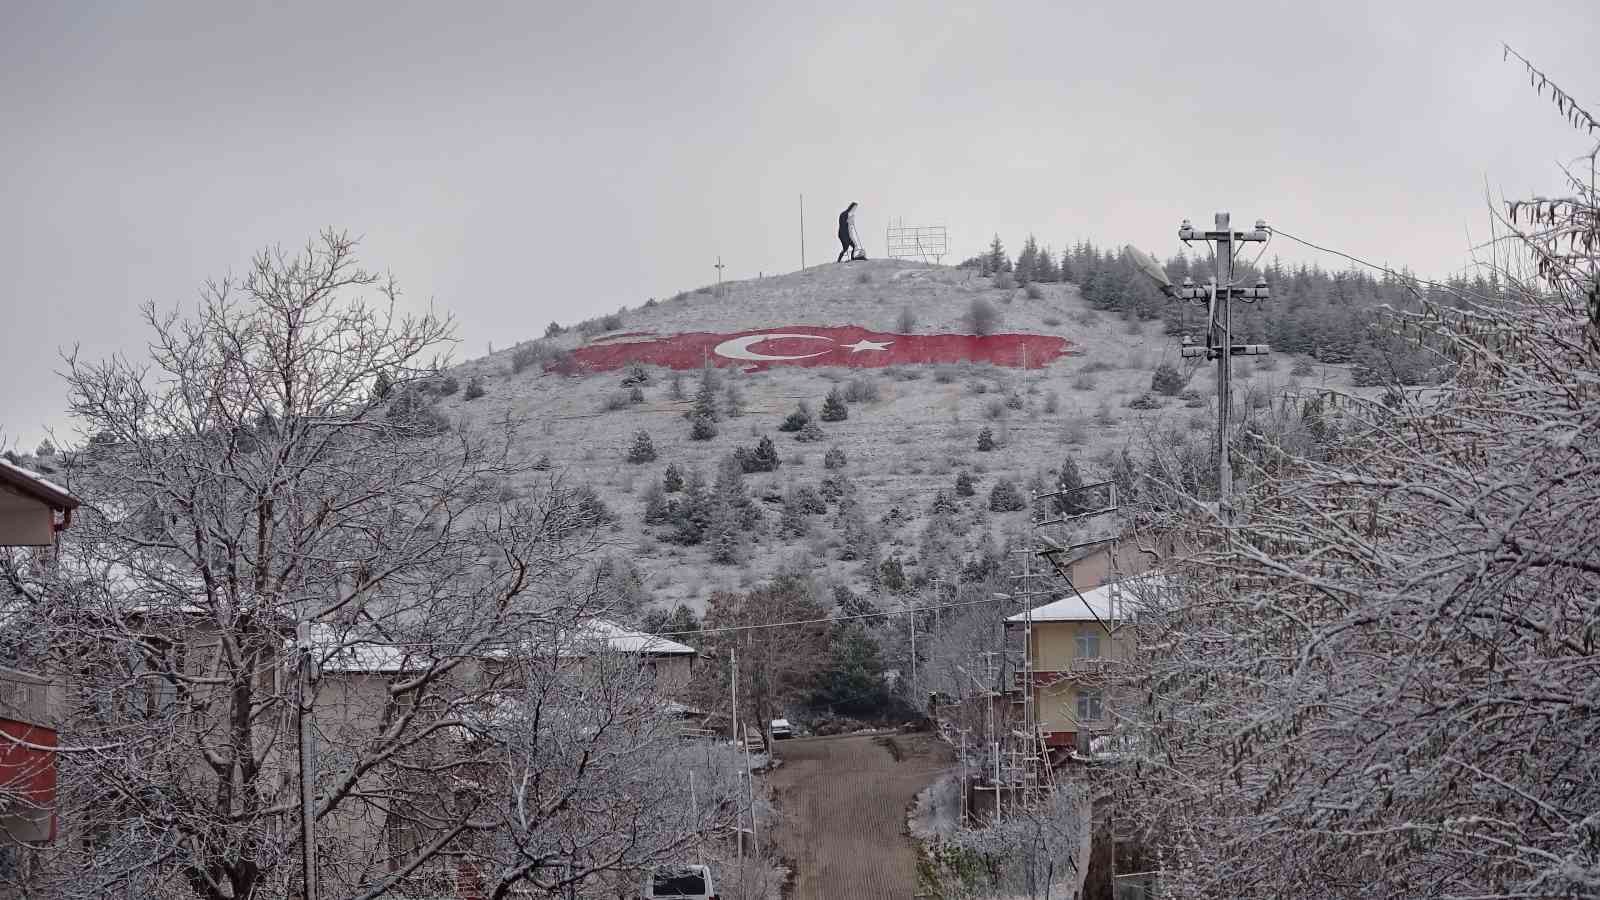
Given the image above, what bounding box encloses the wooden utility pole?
[715,257,727,297]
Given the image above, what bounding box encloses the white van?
[644,864,718,900]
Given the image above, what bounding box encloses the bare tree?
[0,232,722,899]
[698,575,830,750]
[1117,60,1600,900]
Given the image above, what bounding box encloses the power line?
[1268,225,1507,306]
[294,591,1035,653]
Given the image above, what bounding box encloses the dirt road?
[767,731,953,900]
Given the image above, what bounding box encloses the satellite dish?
[1125,245,1173,294]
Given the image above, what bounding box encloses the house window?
[1075,631,1101,659]
[1076,689,1103,722]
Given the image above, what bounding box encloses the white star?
[842,338,893,353]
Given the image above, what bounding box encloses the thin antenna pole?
[800,194,806,270]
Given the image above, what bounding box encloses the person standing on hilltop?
[836,201,865,262]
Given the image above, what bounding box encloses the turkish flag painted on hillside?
[549,327,1075,374]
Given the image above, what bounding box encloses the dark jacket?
[838,205,856,242]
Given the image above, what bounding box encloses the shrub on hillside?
[991,272,1015,291]
[621,366,651,387]
[977,427,995,452]
[779,401,812,432]
[545,321,564,338]
[1128,393,1162,410]
[1024,283,1044,300]
[662,463,685,493]
[511,344,542,374]
[1291,357,1317,376]
[1005,392,1024,411]
[843,376,880,403]
[669,373,686,401]
[965,297,1000,335]
[896,307,916,332]
[571,485,616,526]
[1071,372,1096,392]
[820,388,849,422]
[1151,363,1184,396]
[954,470,976,497]
[689,414,718,441]
[601,391,632,412]
[823,446,847,470]
[988,478,1027,512]
[626,430,657,464]
[641,481,673,526]
[1044,390,1060,413]
[735,435,781,474]
[795,420,825,443]
[464,375,486,400]
[437,375,459,396]
[629,385,645,404]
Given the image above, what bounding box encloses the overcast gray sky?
[3,0,1596,449]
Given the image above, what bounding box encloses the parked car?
[644,864,718,899]
[769,718,793,740]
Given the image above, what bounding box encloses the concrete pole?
[1213,212,1234,521]
[730,648,742,859]
[296,621,318,900]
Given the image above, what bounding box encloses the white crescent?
[713,333,835,362]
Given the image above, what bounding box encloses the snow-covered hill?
[424,258,1361,611]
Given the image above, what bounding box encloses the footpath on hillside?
[767,731,954,900]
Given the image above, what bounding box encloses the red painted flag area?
[550,326,1074,374]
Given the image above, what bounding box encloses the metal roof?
[1005,576,1166,623]
[0,459,80,510]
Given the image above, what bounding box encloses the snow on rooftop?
[577,618,696,655]
[0,458,80,508]
[1005,575,1167,624]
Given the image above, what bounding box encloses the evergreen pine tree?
[625,429,657,463]
[779,401,812,432]
[988,478,1027,512]
[672,469,710,545]
[977,427,995,452]
[778,488,809,538]
[1015,235,1040,284]
[823,446,847,469]
[641,480,672,526]
[662,462,685,493]
[1053,457,1087,515]
[986,234,1011,274]
[1035,243,1059,282]
[954,470,976,497]
[820,388,849,422]
[689,414,717,441]
[795,420,825,443]
[751,435,781,472]
[691,366,721,422]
